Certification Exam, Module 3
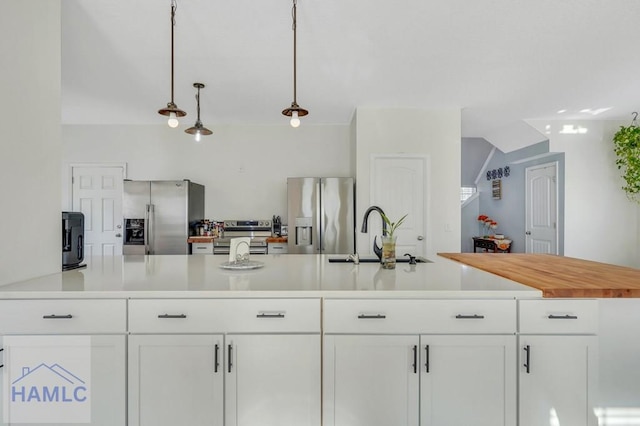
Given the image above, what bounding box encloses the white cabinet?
[226,334,320,426]
[322,299,517,426]
[128,334,224,426]
[0,300,126,426]
[518,299,598,426]
[128,298,321,426]
[420,335,516,426]
[323,335,419,426]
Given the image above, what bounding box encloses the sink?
[328,256,430,264]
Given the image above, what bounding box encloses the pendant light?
[281,0,308,128]
[158,0,186,128]
[185,83,212,142]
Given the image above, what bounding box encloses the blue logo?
[11,363,87,403]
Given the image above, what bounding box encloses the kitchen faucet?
[360,206,387,260]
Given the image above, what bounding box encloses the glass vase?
[381,235,397,269]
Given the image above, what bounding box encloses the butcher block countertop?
[438,253,640,298]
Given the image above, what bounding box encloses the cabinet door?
[128,334,224,426]
[519,335,598,426]
[225,334,320,426]
[0,334,125,426]
[323,335,419,426]
[420,335,516,426]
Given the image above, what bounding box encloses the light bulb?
[290,111,300,128]
[167,112,179,128]
[195,130,201,142]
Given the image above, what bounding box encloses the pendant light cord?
[195,89,201,121]
[170,0,177,104]
[292,0,298,105]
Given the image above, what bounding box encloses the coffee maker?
[62,212,85,271]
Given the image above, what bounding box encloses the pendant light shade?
[185,83,212,142]
[158,0,186,127]
[281,0,308,127]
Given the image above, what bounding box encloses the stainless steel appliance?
[123,180,205,255]
[213,220,271,255]
[287,177,355,254]
[62,211,85,270]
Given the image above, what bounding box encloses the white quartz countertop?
[0,254,542,299]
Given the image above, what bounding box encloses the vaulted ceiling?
[61,0,640,138]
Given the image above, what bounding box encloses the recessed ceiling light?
[557,109,567,114]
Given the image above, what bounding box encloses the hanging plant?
[613,113,640,203]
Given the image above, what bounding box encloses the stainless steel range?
[213,219,272,255]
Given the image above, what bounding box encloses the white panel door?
[323,335,419,426]
[128,334,224,426]
[226,334,321,426]
[71,165,124,257]
[519,335,598,426]
[420,335,516,426]
[525,162,558,254]
[371,155,427,257]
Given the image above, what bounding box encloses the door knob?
[417,235,424,241]
[115,233,122,238]
[525,231,531,235]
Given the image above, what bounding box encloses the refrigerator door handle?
[316,179,322,252]
[148,204,155,254]
[145,204,151,254]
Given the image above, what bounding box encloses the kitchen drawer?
[128,298,320,333]
[191,242,213,254]
[267,242,288,254]
[519,299,598,334]
[323,299,516,334]
[0,299,126,334]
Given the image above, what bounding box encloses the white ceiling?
[61,0,640,138]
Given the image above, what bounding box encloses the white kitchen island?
[0,255,602,426]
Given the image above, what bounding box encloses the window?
[460,186,476,202]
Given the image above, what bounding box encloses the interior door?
[72,165,125,257]
[525,163,558,254]
[371,155,427,257]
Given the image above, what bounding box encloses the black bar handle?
[228,344,233,373]
[455,314,485,319]
[0,347,3,369]
[256,313,285,318]
[214,344,220,373]
[157,314,187,319]
[523,345,530,374]
[43,314,73,319]
[357,314,386,319]
[412,345,417,374]
[425,345,430,373]
[548,314,578,320]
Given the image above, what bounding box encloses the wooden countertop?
[266,237,288,243]
[438,253,640,298]
[187,236,215,243]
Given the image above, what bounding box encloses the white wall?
[62,124,352,221]
[354,108,461,258]
[0,1,61,286]
[529,120,640,267]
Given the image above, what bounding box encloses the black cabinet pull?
[412,345,417,374]
[455,314,485,319]
[0,347,3,369]
[43,314,73,319]
[256,313,285,318]
[548,314,578,320]
[157,314,187,319]
[228,344,233,373]
[425,345,430,373]
[357,314,386,319]
[523,345,530,374]
[214,344,220,373]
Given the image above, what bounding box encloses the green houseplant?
[613,122,640,203]
[379,213,408,269]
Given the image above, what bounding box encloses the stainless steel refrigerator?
[287,177,355,254]
[123,180,204,255]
